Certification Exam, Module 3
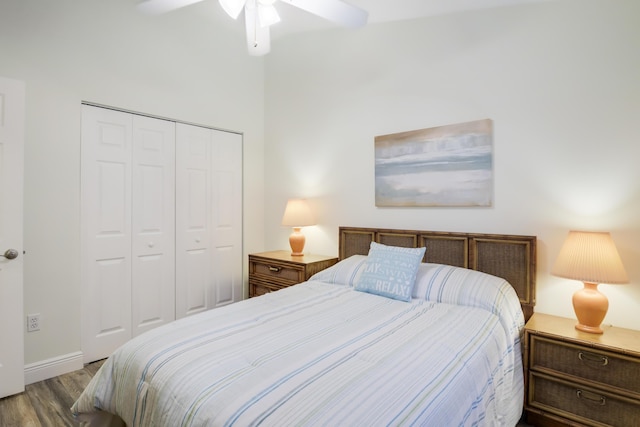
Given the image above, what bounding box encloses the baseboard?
[24,351,84,385]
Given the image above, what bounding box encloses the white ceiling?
[268,0,556,38]
[135,0,556,42]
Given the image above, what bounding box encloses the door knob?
[1,249,19,260]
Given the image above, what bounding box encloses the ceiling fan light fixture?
[245,1,271,55]
[138,0,367,57]
[219,0,246,19]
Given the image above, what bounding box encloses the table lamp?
[552,230,628,334]
[281,199,315,256]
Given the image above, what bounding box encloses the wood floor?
[0,359,105,427]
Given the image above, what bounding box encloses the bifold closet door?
[81,105,176,363]
[82,105,242,362]
[175,123,242,318]
[81,106,133,363]
[209,130,243,309]
[131,115,176,337]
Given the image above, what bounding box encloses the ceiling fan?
[137,0,368,56]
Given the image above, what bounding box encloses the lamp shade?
[281,199,315,227]
[552,231,628,284]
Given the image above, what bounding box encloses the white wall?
[0,0,265,364]
[1,0,638,373]
[264,0,640,330]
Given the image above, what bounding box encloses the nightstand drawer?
[252,260,302,283]
[530,335,640,395]
[248,252,338,298]
[529,371,640,426]
[249,279,288,296]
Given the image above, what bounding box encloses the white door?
[82,106,178,362]
[81,106,133,363]
[175,123,213,318]
[0,76,25,398]
[210,131,243,307]
[175,124,243,317]
[131,115,176,337]
[81,108,243,360]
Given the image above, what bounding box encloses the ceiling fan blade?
[245,1,271,55]
[137,0,204,14]
[258,3,280,28]
[280,0,367,28]
[219,0,247,19]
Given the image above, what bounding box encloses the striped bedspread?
[72,262,524,426]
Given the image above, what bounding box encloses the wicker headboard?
[339,227,537,322]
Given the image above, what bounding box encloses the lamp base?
[575,323,604,334]
[289,227,306,256]
[572,282,608,335]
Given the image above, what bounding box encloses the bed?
[72,226,536,426]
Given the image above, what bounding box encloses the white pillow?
[413,262,518,315]
[309,255,367,287]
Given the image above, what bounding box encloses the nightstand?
[248,251,338,297]
[524,313,640,426]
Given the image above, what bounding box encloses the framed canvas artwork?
[375,119,493,207]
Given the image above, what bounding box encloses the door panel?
[136,254,164,325]
[185,248,208,312]
[96,257,129,333]
[132,116,175,336]
[211,131,243,307]
[176,123,212,318]
[81,106,132,363]
[176,125,243,314]
[0,76,25,398]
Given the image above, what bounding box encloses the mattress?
[72,259,525,426]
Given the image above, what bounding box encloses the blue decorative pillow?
[355,242,426,302]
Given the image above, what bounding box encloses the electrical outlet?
[27,313,40,332]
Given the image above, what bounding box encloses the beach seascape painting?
[375,119,493,207]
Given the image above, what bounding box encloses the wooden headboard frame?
[339,227,537,322]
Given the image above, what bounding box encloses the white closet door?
[210,131,243,307]
[81,105,133,363]
[175,124,242,317]
[131,115,176,337]
[82,107,243,360]
[175,123,213,318]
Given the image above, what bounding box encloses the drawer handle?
[268,266,281,273]
[578,351,609,366]
[576,389,606,406]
